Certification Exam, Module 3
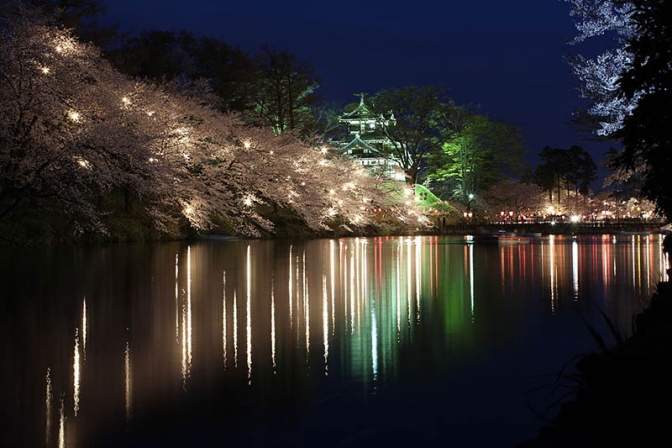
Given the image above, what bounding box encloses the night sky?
[103,0,611,185]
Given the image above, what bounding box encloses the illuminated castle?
[333,94,403,180]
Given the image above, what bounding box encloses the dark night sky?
[103,0,612,186]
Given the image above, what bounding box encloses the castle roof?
[341,94,376,120]
[340,134,380,153]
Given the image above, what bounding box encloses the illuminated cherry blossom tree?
[563,0,637,137]
[0,12,160,235]
[0,9,428,241]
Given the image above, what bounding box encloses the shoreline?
[435,221,666,236]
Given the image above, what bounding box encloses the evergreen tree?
[533,145,596,207]
[249,46,320,137]
[106,30,257,113]
[24,0,120,47]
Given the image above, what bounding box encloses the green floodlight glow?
[414,184,455,212]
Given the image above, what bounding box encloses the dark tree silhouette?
[615,0,672,220]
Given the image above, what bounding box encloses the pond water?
[0,234,666,447]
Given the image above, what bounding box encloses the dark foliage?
[614,0,672,220]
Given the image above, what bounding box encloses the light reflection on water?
[0,234,666,447]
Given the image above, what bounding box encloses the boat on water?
[464,234,499,243]
[464,231,539,244]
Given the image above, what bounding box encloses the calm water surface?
[1,234,666,447]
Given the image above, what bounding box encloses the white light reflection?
[406,238,412,327]
[661,236,669,279]
[602,238,610,282]
[572,239,579,301]
[415,237,422,323]
[371,297,378,381]
[73,327,80,416]
[271,277,276,371]
[549,235,557,314]
[125,341,132,422]
[355,240,361,334]
[181,246,193,390]
[289,245,293,330]
[330,240,336,334]
[631,236,637,288]
[82,297,87,358]
[296,254,301,342]
[349,246,356,335]
[175,253,179,343]
[181,303,187,387]
[46,368,52,446]
[469,243,475,322]
[322,275,329,375]
[223,271,227,367]
[644,235,652,295]
[58,398,65,448]
[358,239,366,332]
[339,240,346,333]
[233,290,238,367]
[187,246,193,367]
[246,245,252,384]
[361,239,368,331]
[304,250,310,358]
[396,244,402,336]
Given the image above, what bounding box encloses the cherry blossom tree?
[563,0,637,137]
[565,0,672,219]
[481,179,546,219]
[0,11,161,235]
[0,9,429,242]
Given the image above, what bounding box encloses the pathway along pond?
[1,234,665,447]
